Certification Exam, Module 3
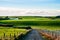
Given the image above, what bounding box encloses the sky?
[0,0,60,16]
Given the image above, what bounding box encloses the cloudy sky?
[0,0,60,16]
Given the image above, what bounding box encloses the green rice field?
[0,16,60,39]
[0,27,28,38]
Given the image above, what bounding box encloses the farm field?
[32,26,60,30]
[0,16,60,30]
[0,27,29,40]
[0,16,60,40]
[0,27,28,36]
[0,18,60,26]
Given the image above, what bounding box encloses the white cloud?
[0,7,60,16]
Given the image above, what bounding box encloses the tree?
[4,16,9,20]
[56,15,60,18]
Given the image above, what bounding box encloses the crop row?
[0,21,60,26]
[0,27,28,40]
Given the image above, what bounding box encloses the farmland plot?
[37,29,60,40]
[0,27,28,40]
